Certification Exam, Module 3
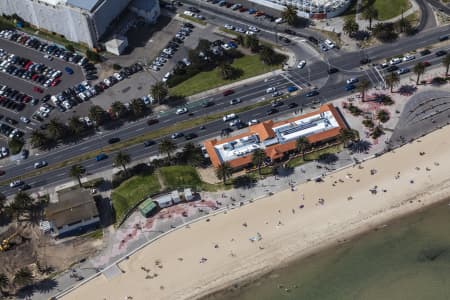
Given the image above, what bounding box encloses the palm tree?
[281,5,298,26]
[0,273,8,293]
[442,53,450,77]
[114,151,131,175]
[69,164,85,187]
[244,35,259,52]
[218,63,235,80]
[385,72,400,93]
[413,62,426,85]
[111,101,127,118]
[11,191,33,220]
[68,116,84,137]
[130,98,145,117]
[339,128,357,147]
[159,138,177,160]
[13,267,33,288]
[235,34,245,46]
[30,130,48,149]
[215,162,233,185]
[296,136,310,159]
[251,148,266,176]
[259,45,275,65]
[89,105,107,126]
[362,5,378,30]
[47,118,66,140]
[182,142,203,167]
[343,17,359,36]
[357,79,371,101]
[150,81,168,104]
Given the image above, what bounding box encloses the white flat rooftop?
[214,134,261,164]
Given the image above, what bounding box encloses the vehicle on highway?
[346,78,358,85]
[223,113,237,121]
[19,184,31,191]
[185,133,198,140]
[248,26,259,32]
[201,100,214,107]
[345,84,356,91]
[21,149,29,159]
[34,160,47,169]
[305,90,319,97]
[223,89,235,96]
[360,58,370,65]
[9,180,24,188]
[248,119,259,126]
[439,35,449,41]
[171,132,184,139]
[389,58,402,65]
[272,91,283,97]
[327,67,339,74]
[402,55,415,61]
[230,98,241,105]
[96,153,108,161]
[271,100,283,107]
[297,60,306,69]
[420,49,431,56]
[266,108,278,115]
[0,169,4,176]
[108,137,120,144]
[287,102,298,109]
[435,50,447,57]
[144,140,155,147]
[287,86,298,92]
[386,65,399,72]
[221,127,233,135]
[266,87,277,93]
[65,67,73,74]
[423,61,431,67]
[396,68,410,75]
[147,118,159,125]
[229,119,241,127]
[176,107,188,115]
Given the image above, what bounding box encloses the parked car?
[65,67,73,74]
[346,78,358,85]
[305,90,319,97]
[297,60,306,69]
[287,86,298,92]
[327,67,339,74]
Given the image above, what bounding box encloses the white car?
[1,147,9,157]
[223,113,237,122]
[297,60,306,69]
[234,27,245,33]
[324,39,335,49]
[176,107,188,115]
[245,31,255,35]
[229,119,241,127]
[230,98,241,105]
[224,24,234,30]
[19,116,30,124]
[34,160,48,169]
[9,180,23,188]
[103,78,112,86]
[248,119,259,126]
[389,58,402,65]
[44,54,53,60]
[248,26,259,32]
[184,11,194,16]
[275,18,285,24]
[403,55,415,61]
[266,87,277,93]
[113,73,123,81]
[346,78,359,84]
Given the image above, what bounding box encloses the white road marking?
[135,127,145,132]
[280,73,302,89]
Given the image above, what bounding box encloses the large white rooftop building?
[249,0,352,18]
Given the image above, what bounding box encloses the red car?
[223,89,235,96]
[239,7,247,12]
[51,78,61,87]
[423,61,431,67]
[33,86,43,93]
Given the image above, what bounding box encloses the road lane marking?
[280,73,303,89]
[135,127,145,132]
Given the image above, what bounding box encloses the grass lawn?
[178,14,207,26]
[160,165,202,189]
[373,0,411,20]
[112,173,161,223]
[286,144,343,168]
[169,55,280,97]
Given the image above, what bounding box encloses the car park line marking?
[26,126,33,130]
[55,173,65,177]
[280,73,302,89]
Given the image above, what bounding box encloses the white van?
[223,113,237,122]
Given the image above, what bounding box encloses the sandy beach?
[63,125,450,300]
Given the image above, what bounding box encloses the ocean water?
[210,200,450,300]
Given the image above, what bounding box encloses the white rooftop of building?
[213,110,339,164]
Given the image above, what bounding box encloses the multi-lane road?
[0,17,449,196]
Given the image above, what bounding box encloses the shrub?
[112,64,122,70]
[86,49,100,63]
[371,126,385,138]
[377,110,390,123]
[8,137,24,154]
[65,44,75,52]
[362,119,375,128]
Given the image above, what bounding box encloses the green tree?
[13,267,33,288]
[150,82,168,104]
[30,130,49,149]
[8,137,24,154]
[159,138,177,160]
[0,273,8,294]
[218,63,235,80]
[413,62,426,85]
[114,151,131,175]
[68,116,85,137]
[357,79,371,101]
[235,34,245,46]
[181,143,203,167]
[130,98,145,117]
[385,71,400,93]
[10,191,33,221]
[442,53,450,77]
[89,105,107,126]
[47,118,66,140]
[296,136,310,159]
[65,44,75,52]
[281,5,298,26]
[215,162,233,185]
[244,35,260,52]
[343,17,359,36]
[339,128,357,147]
[111,101,127,118]
[85,49,100,63]
[259,45,275,65]
[251,148,266,176]
[69,164,85,187]
[362,5,378,30]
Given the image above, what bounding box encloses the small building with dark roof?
[45,189,100,238]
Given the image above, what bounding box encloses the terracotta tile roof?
[250,121,274,141]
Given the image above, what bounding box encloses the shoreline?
[199,194,450,300]
[62,125,450,300]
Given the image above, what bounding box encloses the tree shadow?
[233,175,257,189]
[164,95,187,108]
[33,278,58,293]
[15,285,34,299]
[318,153,339,165]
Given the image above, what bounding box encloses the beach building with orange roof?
[204,104,348,169]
